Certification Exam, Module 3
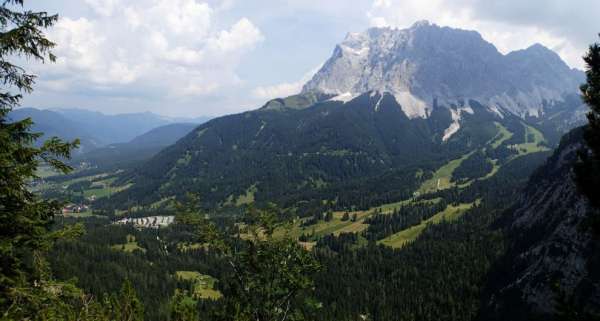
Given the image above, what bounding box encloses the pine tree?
[113,280,144,321]
[0,1,101,319]
[170,290,199,321]
[581,34,600,159]
[341,212,350,221]
[576,34,600,208]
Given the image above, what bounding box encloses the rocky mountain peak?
[302,23,583,119]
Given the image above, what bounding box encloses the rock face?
[302,21,584,119]
[482,128,600,320]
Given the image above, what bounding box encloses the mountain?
[73,123,198,168]
[9,107,210,155]
[303,20,585,120]
[105,22,585,211]
[53,108,179,144]
[128,123,199,148]
[7,108,103,153]
[481,128,600,320]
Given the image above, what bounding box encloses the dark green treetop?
[577,34,600,208]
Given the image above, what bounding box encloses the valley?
[5,5,599,321]
[30,79,570,320]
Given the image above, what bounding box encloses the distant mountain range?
[8,108,210,155]
[73,122,199,168]
[101,22,587,211]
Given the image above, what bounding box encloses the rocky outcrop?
[482,127,600,320]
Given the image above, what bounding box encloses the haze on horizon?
[21,0,600,118]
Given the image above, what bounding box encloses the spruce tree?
[170,290,199,321]
[113,280,144,321]
[576,34,600,207]
[0,1,102,319]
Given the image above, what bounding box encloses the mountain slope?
[105,23,585,211]
[481,128,600,320]
[53,109,174,144]
[108,91,548,211]
[73,123,199,169]
[7,108,103,153]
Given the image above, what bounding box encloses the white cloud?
[252,82,302,100]
[209,18,263,52]
[31,0,263,106]
[252,65,321,100]
[84,0,118,17]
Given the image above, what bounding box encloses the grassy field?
[510,123,550,156]
[372,197,442,214]
[417,152,475,195]
[273,198,443,242]
[111,235,146,253]
[275,210,372,240]
[175,271,222,300]
[33,171,129,201]
[60,210,96,218]
[489,122,514,148]
[378,202,475,249]
[83,183,132,199]
[481,159,500,180]
[235,184,257,206]
[177,242,208,251]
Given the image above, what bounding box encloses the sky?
[19,0,600,118]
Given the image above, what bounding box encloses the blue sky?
[20,0,600,117]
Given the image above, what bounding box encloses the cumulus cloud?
[366,0,599,69]
[21,0,598,117]
[252,65,322,100]
[30,0,263,105]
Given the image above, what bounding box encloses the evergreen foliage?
[176,199,321,321]
[0,1,87,318]
[576,34,600,208]
[0,2,147,320]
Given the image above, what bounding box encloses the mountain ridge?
[302,21,584,119]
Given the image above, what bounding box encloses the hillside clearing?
[378,202,475,249]
[176,271,222,300]
[510,123,550,156]
[490,122,513,148]
[274,198,443,241]
[111,235,146,253]
[417,152,475,195]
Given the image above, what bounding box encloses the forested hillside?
[3,1,600,321]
